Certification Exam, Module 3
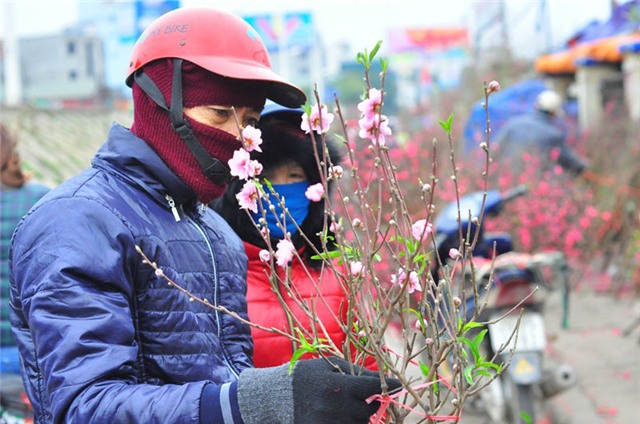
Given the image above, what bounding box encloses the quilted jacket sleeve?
[10,196,241,424]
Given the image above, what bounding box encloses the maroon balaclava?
[131,59,268,203]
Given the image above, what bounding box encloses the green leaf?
[438,114,454,135]
[483,361,503,372]
[520,412,533,424]
[380,57,388,72]
[463,365,475,385]
[431,374,440,395]
[369,40,382,62]
[419,361,430,378]
[404,308,426,330]
[310,250,342,260]
[475,369,493,378]
[288,348,306,374]
[461,337,480,363]
[263,178,274,192]
[472,329,488,353]
[462,321,485,332]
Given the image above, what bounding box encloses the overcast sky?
[3,0,614,56]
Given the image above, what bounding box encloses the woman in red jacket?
[211,104,373,368]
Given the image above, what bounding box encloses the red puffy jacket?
[244,242,375,369]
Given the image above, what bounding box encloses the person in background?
[0,124,50,374]
[211,104,374,369]
[9,8,397,424]
[495,90,588,176]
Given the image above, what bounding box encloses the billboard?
[243,12,316,51]
[389,28,470,53]
[135,0,180,40]
[387,27,471,94]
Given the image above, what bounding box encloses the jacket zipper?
[165,195,181,222]
[185,211,240,378]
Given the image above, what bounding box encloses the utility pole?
[499,0,513,62]
[1,2,23,106]
[539,0,552,54]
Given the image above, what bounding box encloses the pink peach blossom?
[329,221,340,233]
[228,148,263,180]
[236,181,260,213]
[357,88,382,120]
[390,269,420,294]
[411,219,433,242]
[241,125,263,152]
[350,260,364,277]
[390,269,406,287]
[358,114,392,146]
[305,183,324,202]
[407,271,421,294]
[300,103,334,134]
[275,239,296,267]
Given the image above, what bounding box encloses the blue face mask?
[251,181,310,239]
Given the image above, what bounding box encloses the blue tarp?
[566,0,639,46]
[463,79,548,154]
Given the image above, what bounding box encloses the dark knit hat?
[143,59,268,110]
[131,59,268,203]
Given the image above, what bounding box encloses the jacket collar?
[93,123,198,206]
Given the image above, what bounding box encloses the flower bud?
[259,249,271,263]
[328,165,344,179]
[487,80,501,94]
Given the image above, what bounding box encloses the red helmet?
[126,7,305,108]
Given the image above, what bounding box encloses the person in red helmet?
[9,7,398,424]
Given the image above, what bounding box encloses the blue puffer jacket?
[9,124,252,423]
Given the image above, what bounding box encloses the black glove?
[237,357,401,424]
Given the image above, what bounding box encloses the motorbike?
[430,186,577,424]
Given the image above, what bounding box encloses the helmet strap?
[133,59,231,185]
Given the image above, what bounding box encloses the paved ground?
[535,289,640,424]
[387,286,640,423]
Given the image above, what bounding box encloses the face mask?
[251,181,310,239]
